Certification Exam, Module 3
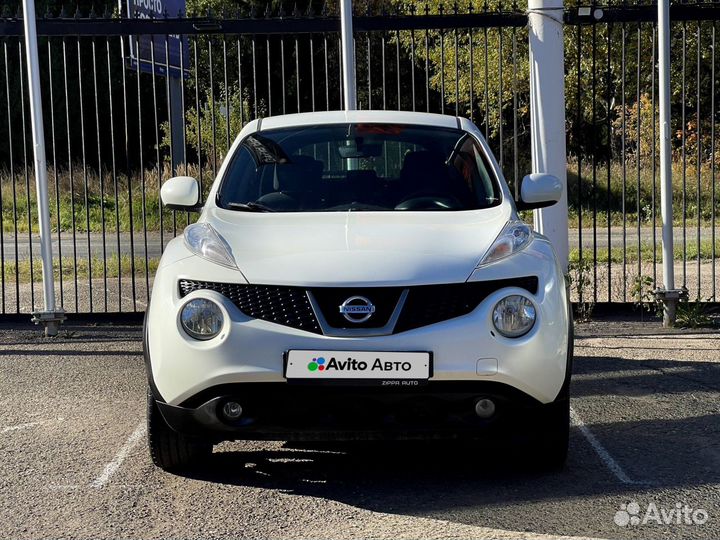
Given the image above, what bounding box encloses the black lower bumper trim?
[157,381,560,442]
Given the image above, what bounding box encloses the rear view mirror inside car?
[338,142,383,159]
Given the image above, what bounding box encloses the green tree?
[390,1,717,168]
[161,83,257,165]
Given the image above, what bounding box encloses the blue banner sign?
[122,0,189,77]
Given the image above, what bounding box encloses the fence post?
[22,0,65,335]
[169,77,186,174]
[656,0,682,326]
[527,0,569,271]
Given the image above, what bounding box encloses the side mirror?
[516,173,562,211]
[160,176,201,211]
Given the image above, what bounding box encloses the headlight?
[180,298,224,340]
[478,220,532,267]
[492,295,536,338]
[184,222,237,268]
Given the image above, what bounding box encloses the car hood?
[206,204,511,287]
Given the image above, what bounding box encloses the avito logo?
[307,357,326,371]
[307,357,413,372]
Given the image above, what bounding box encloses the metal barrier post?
[22,0,65,335]
[528,0,569,271]
[340,0,357,111]
[656,0,683,326]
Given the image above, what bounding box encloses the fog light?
[492,295,536,338]
[180,298,223,340]
[222,401,243,420]
[475,398,496,418]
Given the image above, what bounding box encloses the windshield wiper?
[226,202,276,212]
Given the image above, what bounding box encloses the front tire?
[147,388,212,472]
[532,299,572,470]
[533,398,570,470]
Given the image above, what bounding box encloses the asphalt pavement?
[0,319,718,539]
[2,228,719,261]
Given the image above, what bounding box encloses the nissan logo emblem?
[339,296,376,323]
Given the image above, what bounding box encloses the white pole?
[22,0,63,335]
[658,0,678,326]
[528,0,569,271]
[340,0,357,111]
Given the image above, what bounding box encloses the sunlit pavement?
[0,319,718,540]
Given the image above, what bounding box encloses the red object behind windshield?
[354,124,406,136]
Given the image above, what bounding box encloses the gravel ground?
[0,319,718,539]
[0,278,151,315]
[569,259,720,303]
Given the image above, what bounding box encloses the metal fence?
[567,3,720,307]
[0,2,719,315]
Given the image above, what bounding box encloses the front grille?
[310,286,404,329]
[179,276,537,335]
[394,277,538,333]
[178,280,321,334]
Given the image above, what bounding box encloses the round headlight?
[492,295,536,338]
[180,298,224,340]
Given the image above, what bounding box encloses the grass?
[569,237,720,265]
[0,163,207,235]
[565,157,719,228]
[674,301,715,328]
[1,156,719,234]
[0,254,160,283]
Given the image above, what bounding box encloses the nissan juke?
[144,110,573,471]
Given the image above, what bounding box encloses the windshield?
[216,123,502,213]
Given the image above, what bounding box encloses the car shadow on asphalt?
[173,353,719,514]
[571,354,720,396]
[182,437,609,510]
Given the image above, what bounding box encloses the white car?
[145,110,572,471]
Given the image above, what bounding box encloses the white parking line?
[1,418,64,434]
[570,407,640,485]
[90,422,146,489]
[2,422,41,434]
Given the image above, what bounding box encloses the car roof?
[256,110,462,131]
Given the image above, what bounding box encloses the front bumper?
[154,381,565,441]
[146,236,570,407]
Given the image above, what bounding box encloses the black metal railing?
[565,2,719,308]
[0,1,719,315]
